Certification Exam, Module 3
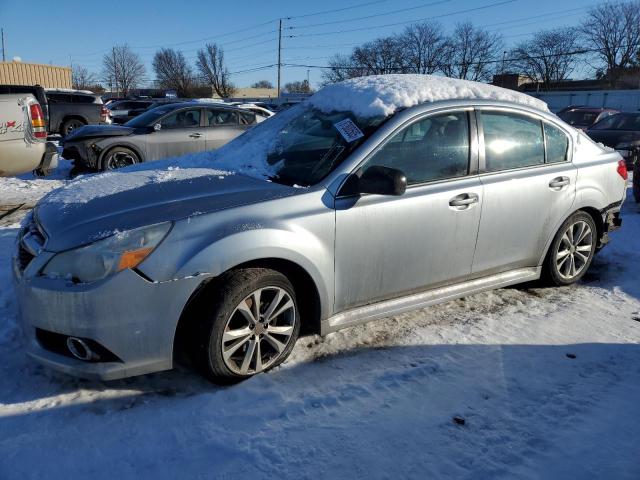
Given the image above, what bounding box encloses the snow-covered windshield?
[265,106,385,186]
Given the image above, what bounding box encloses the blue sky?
[0,0,594,89]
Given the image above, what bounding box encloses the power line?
[287,0,392,20]
[288,0,451,30]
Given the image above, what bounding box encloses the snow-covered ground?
[0,174,639,478]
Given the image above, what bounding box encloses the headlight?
[41,223,171,283]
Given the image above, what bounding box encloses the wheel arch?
[538,205,604,266]
[98,142,145,169]
[172,257,323,363]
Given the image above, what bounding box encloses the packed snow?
[0,176,639,478]
[309,74,550,117]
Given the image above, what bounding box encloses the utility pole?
[1,28,5,62]
[277,18,283,99]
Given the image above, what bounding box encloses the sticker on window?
[334,118,364,143]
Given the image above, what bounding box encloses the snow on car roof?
[309,74,549,118]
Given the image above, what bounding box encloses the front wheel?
[101,146,140,170]
[190,268,300,384]
[543,212,597,286]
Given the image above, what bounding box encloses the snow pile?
[310,74,549,117]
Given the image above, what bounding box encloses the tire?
[189,268,301,384]
[542,211,597,286]
[61,118,86,136]
[101,146,140,171]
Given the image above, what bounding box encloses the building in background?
[0,60,71,88]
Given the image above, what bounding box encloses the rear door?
[203,108,248,150]
[144,107,205,160]
[472,108,577,275]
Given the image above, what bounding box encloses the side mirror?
[356,165,407,196]
[153,123,162,131]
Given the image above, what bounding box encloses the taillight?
[29,103,47,139]
[617,159,628,180]
[100,106,109,121]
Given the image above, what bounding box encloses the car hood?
[35,170,296,252]
[585,129,640,148]
[64,124,136,142]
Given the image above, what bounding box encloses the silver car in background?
[61,102,258,170]
[13,76,627,384]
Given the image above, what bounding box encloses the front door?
[334,110,483,312]
[472,109,577,275]
[145,107,205,160]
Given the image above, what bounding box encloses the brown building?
[0,61,71,88]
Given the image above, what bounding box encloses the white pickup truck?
[0,91,58,176]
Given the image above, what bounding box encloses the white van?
[0,93,58,176]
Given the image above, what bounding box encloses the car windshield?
[558,110,599,127]
[124,105,180,128]
[266,106,385,186]
[590,113,640,131]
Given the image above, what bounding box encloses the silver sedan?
[14,83,627,383]
[61,102,258,170]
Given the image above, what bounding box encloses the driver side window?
[362,112,470,185]
[160,109,201,129]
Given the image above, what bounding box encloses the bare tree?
[153,48,194,97]
[321,54,362,85]
[398,21,447,74]
[441,23,503,81]
[102,45,146,96]
[251,80,274,88]
[509,28,580,90]
[581,1,640,86]
[283,80,314,93]
[351,37,406,75]
[72,65,96,90]
[196,43,235,98]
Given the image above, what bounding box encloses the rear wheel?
[61,118,86,136]
[543,212,597,286]
[101,147,140,170]
[190,268,300,384]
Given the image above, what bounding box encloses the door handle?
[549,176,570,189]
[449,193,479,209]
[189,133,202,138]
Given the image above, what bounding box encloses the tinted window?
[72,94,97,104]
[207,109,238,125]
[160,109,201,129]
[47,93,72,103]
[558,110,599,127]
[544,123,569,163]
[363,112,470,185]
[590,113,640,131]
[239,111,256,125]
[482,111,544,172]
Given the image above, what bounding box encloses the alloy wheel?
[106,151,137,169]
[555,220,593,280]
[221,287,296,375]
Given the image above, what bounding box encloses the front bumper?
[13,253,204,381]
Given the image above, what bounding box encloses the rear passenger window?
[544,123,569,163]
[208,110,238,125]
[481,111,544,172]
[239,111,256,125]
[363,111,470,185]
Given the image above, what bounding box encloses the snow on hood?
[309,74,549,118]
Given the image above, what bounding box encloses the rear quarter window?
[544,123,570,163]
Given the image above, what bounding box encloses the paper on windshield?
[334,118,364,143]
